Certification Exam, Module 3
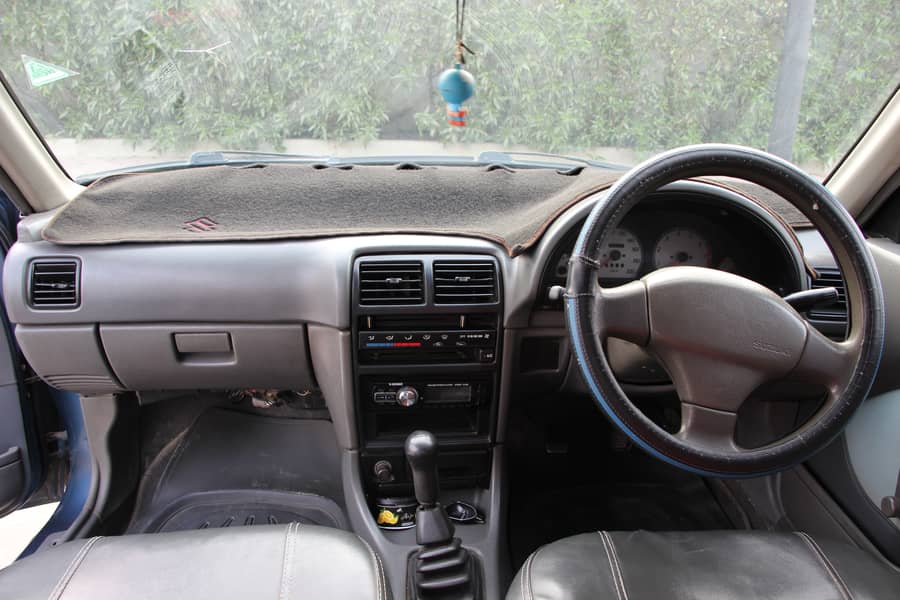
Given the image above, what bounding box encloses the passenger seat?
[0,523,390,599]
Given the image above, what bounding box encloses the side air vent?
[433,260,498,304]
[358,261,424,305]
[29,260,80,308]
[808,267,848,340]
[808,267,847,322]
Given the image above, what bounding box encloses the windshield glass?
[1,1,897,178]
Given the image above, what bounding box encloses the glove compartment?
[99,323,314,391]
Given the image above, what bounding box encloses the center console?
[352,255,502,496]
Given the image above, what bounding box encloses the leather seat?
[0,523,390,600]
[508,530,900,599]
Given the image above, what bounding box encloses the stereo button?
[396,386,419,407]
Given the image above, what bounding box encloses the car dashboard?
[1,177,832,497]
[2,178,820,395]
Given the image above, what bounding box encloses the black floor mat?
[509,478,733,568]
[145,489,347,533]
[128,406,347,533]
[506,392,738,569]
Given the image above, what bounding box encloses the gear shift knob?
[405,430,439,508]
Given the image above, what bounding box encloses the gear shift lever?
[405,430,452,545]
[404,431,480,599]
[405,430,440,509]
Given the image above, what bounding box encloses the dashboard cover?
[42,164,623,256]
[42,163,809,255]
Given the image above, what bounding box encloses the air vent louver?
[29,260,79,308]
[808,267,847,323]
[359,261,424,305]
[433,260,498,304]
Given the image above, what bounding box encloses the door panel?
[0,339,31,515]
[0,190,41,518]
[807,239,900,564]
[845,390,900,531]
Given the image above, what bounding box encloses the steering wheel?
[566,144,884,477]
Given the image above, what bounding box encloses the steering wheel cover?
[566,144,884,477]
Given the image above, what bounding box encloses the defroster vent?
[433,260,498,304]
[29,259,80,308]
[359,261,424,305]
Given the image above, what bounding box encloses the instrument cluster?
[538,193,801,309]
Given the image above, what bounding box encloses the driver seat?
[508,530,900,599]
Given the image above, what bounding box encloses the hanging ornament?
[438,0,475,127]
[438,64,474,126]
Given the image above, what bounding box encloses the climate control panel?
[359,330,495,349]
[358,329,496,364]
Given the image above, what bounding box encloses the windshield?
[1,1,897,179]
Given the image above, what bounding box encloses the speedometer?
[596,228,643,279]
[653,228,712,269]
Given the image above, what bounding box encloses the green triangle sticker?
[21,55,78,88]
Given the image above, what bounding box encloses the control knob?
[396,386,419,407]
[373,460,394,483]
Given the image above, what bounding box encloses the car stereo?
[367,380,489,407]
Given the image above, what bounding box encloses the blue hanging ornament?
[438,64,475,126]
[437,0,475,126]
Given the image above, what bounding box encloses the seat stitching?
[523,545,542,600]
[280,522,297,600]
[795,532,852,600]
[358,535,385,600]
[48,536,102,600]
[602,532,630,600]
[597,532,623,600]
[375,549,386,600]
[522,552,532,600]
[279,522,298,600]
[372,550,388,600]
[374,544,386,600]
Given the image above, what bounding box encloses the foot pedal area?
[610,430,632,453]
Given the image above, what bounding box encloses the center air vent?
[29,260,80,308]
[433,260,498,304]
[358,261,424,305]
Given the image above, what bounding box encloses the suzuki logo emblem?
[182,217,218,232]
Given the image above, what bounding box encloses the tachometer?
[596,228,643,278]
[653,228,712,269]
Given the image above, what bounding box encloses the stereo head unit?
[369,380,486,408]
[360,375,493,444]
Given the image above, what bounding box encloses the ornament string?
[455,0,475,64]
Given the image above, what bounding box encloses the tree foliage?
[1,0,896,163]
